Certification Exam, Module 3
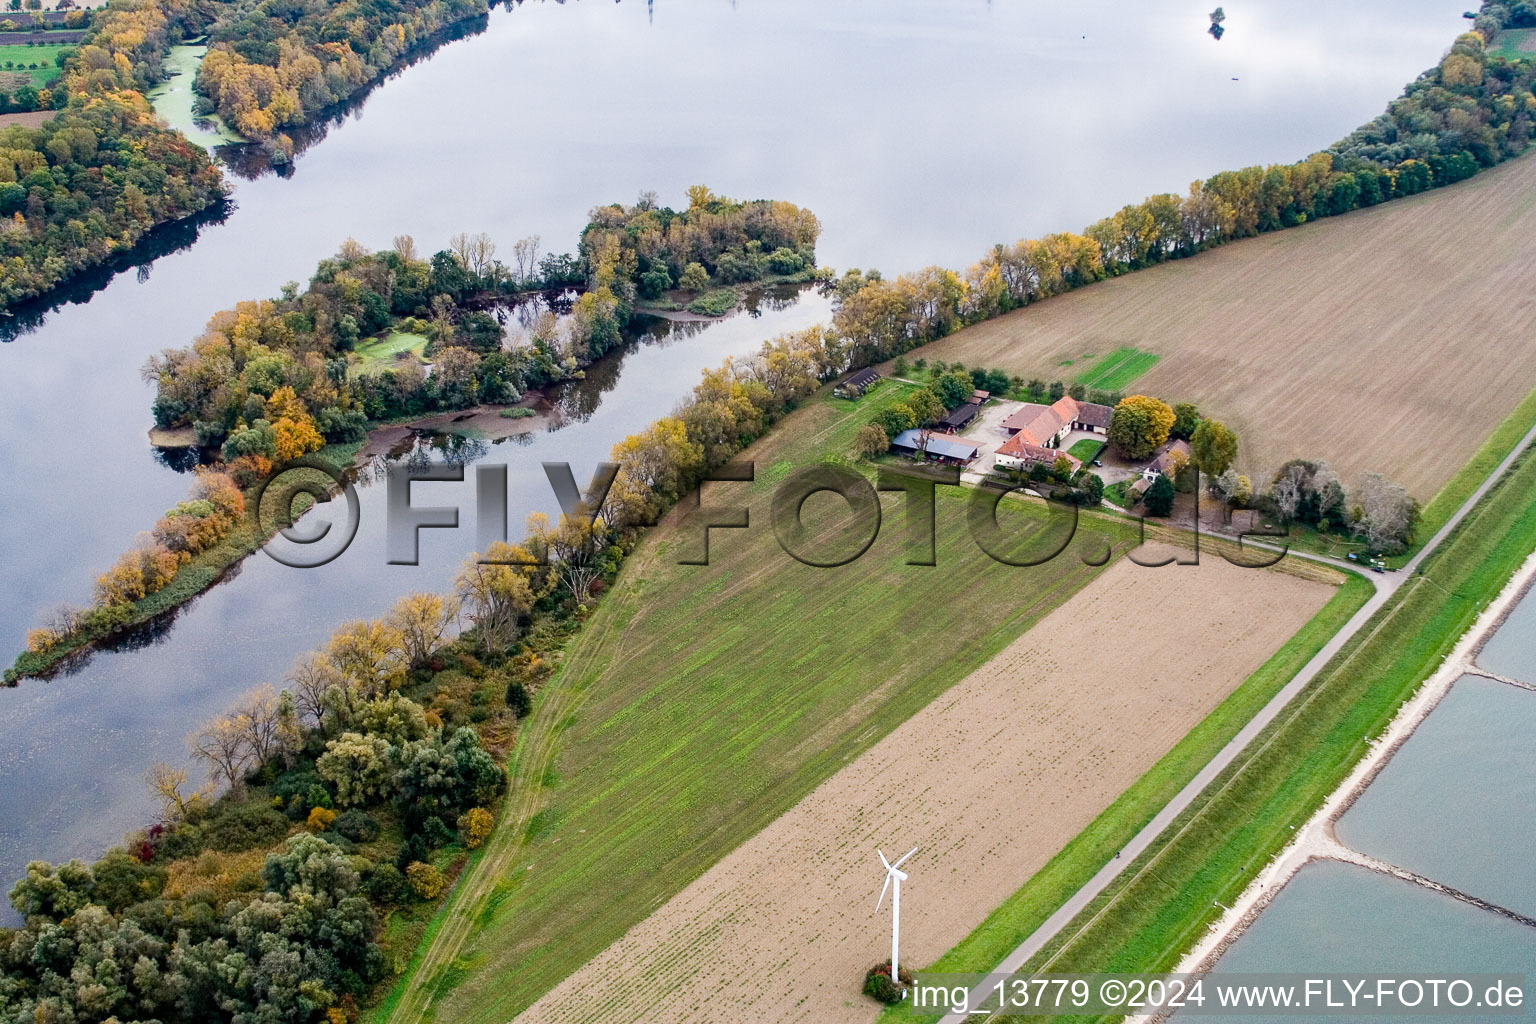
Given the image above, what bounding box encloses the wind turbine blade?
[893,846,919,870]
[876,872,892,911]
[878,849,891,871]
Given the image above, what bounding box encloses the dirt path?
[514,551,1333,1024]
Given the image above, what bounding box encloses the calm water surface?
[1478,585,1536,683]
[1336,675,1536,918]
[0,0,1469,908]
[1183,861,1536,1024]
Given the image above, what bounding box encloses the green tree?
[873,403,918,438]
[931,370,972,409]
[1145,473,1176,517]
[1079,473,1104,506]
[1190,418,1238,477]
[505,680,532,718]
[1170,402,1201,440]
[316,731,396,807]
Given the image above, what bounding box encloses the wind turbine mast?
[876,846,918,990]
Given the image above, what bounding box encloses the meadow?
[376,382,1145,1023]
[0,42,68,86]
[903,151,1536,499]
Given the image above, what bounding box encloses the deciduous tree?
[1107,395,1175,459]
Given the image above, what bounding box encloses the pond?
[0,0,1470,912]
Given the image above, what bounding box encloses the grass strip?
[1073,347,1160,392]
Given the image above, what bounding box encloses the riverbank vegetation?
[582,185,822,313]
[7,191,821,681]
[194,0,488,140]
[0,579,527,1024]
[4,450,356,684]
[0,0,225,308]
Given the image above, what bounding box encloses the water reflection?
[211,13,495,181]
[0,201,233,344]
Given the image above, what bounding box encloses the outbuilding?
[891,429,980,466]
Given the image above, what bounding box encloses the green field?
[0,42,70,87]
[1066,438,1105,463]
[353,330,428,373]
[1072,346,1159,391]
[892,435,1536,1023]
[1488,27,1536,59]
[377,382,1143,1024]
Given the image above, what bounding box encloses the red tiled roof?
[996,434,1082,470]
[1001,403,1067,447]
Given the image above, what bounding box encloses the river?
[0,0,1469,914]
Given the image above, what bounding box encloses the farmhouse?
[1142,439,1192,481]
[891,429,980,466]
[834,367,880,398]
[994,433,1083,474]
[1065,397,1114,434]
[1001,395,1114,447]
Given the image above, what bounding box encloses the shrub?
[863,961,912,1004]
[202,803,291,852]
[678,262,709,292]
[458,807,494,849]
[420,815,454,849]
[686,288,738,316]
[406,861,445,900]
[307,806,338,832]
[332,809,381,843]
[505,680,532,719]
[363,861,404,904]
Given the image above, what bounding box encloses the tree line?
[1099,393,1418,550]
[829,7,1534,368]
[0,458,636,1022]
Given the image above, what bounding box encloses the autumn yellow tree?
[1106,395,1176,460]
[386,592,459,669]
[325,619,408,696]
[454,542,539,652]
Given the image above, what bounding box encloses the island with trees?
[6,189,821,683]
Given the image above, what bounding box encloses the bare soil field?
[0,110,53,129]
[903,152,1536,500]
[519,550,1338,1024]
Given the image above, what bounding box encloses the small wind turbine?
[876,847,918,988]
